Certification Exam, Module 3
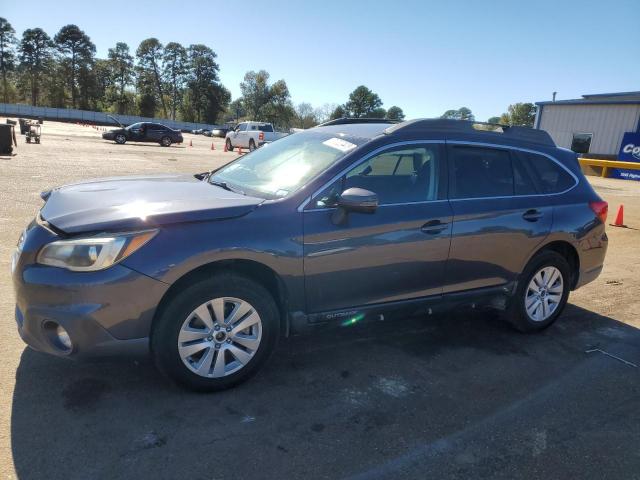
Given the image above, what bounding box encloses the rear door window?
[519,152,576,193]
[449,146,513,199]
[512,154,539,195]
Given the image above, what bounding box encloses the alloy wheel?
[525,266,564,322]
[178,297,262,378]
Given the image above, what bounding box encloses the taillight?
[259,131,264,141]
[589,201,608,223]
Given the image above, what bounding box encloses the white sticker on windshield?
[323,137,357,152]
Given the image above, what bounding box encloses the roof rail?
[384,119,555,147]
[316,117,398,127]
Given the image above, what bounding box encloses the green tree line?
[0,17,407,129]
[0,18,229,124]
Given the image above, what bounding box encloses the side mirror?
[331,188,378,225]
[338,187,378,213]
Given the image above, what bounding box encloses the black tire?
[505,250,571,333]
[160,136,172,147]
[225,138,234,151]
[151,273,280,392]
[249,139,256,152]
[26,137,31,144]
[115,134,126,145]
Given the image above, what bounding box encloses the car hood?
[40,174,264,234]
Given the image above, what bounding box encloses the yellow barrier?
[578,158,640,178]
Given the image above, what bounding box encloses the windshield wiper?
[209,179,245,196]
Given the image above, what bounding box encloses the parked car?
[211,126,233,138]
[202,129,213,137]
[225,121,289,151]
[12,118,608,391]
[103,122,183,146]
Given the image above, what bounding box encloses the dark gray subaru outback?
[12,119,608,391]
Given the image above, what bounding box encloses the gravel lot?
[1,120,639,479]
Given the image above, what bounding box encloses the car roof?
[315,118,555,148]
[312,122,394,140]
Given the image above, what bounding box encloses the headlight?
[36,230,157,272]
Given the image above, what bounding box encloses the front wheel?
[505,250,571,332]
[151,274,280,392]
[225,138,234,151]
[115,134,126,144]
[160,136,172,147]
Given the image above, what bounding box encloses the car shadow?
[101,141,187,149]
[10,304,640,479]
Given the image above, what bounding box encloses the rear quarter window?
[519,152,576,194]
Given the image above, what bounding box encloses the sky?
[4,0,639,121]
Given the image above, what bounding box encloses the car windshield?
[126,122,143,130]
[209,130,363,199]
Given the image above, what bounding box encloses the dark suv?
[102,122,183,146]
[12,119,608,391]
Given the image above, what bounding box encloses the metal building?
[535,92,640,157]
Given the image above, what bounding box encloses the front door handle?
[421,220,448,234]
[522,209,543,222]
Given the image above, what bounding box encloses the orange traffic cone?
[610,205,627,228]
[189,139,193,147]
[211,142,215,150]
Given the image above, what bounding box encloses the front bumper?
[102,132,115,140]
[12,221,169,358]
[15,305,150,358]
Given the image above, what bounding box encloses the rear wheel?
[151,274,279,392]
[505,250,571,332]
[249,139,256,152]
[225,138,234,151]
[115,134,126,144]
[160,136,172,147]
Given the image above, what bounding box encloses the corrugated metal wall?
[0,103,219,131]
[538,104,640,155]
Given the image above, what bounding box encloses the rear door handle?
[522,209,543,222]
[421,220,448,234]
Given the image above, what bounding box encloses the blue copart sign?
[611,132,640,181]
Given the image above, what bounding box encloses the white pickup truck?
[224,121,289,151]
